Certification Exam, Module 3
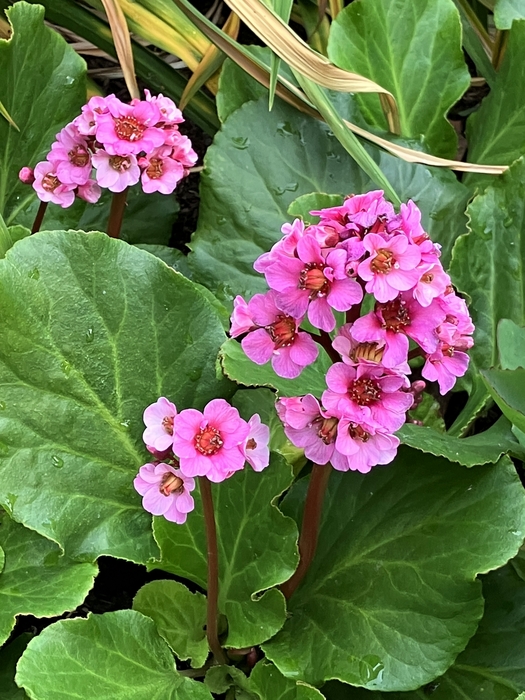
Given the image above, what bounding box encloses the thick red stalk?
[31,201,48,234]
[106,188,128,239]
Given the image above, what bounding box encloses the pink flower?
[422,347,469,394]
[139,146,184,195]
[32,161,76,208]
[77,179,101,204]
[166,133,198,167]
[335,418,399,473]
[144,89,183,124]
[48,123,92,186]
[311,190,395,240]
[413,263,450,307]
[235,291,318,379]
[322,362,413,432]
[332,323,411,375]
[173,399,250,482]
[143,397,177,452]
[92,150,140,192]
[254,219,306,274]
[265,235,363,332]
[358,233,421,302]
[243,414,270,472]
[134,462,195,524]
[19,167,35,184]
[74,95,112,136]
[95,96,164,156]
[230,296,255,336]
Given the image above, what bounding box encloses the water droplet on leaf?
[4,493,17,515]
[189,368,202,381]
[61,361,71,376]
[29,268,40,280]
[359,655,384,684]
[64,75,75,85]
[0,401,5,410]
[0,441,9,456]
[51,455,64,468]
[120,420,130,429]
[232,136,250,149]
[85,328,94,343]
[216,216,227,225]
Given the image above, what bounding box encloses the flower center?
[109,155,132,173]
[246,438,257,450]
[421,272,434,284]
[441,344,455,357]
[350,378,381,406]
[161,416,174,435]
[195,426,224,455]
[114,116,146,142]
[350,342,384,363]
[347,422,370,442]
[267,315,296,348]
[370,248,394,273]
[368,216,388,234]
[69,146,90,167]
[378,298,411,333]
[146,158,164,180]
[299,263,330,296]
[317,417,338,444]
[159,472,184,497]
[42,173,60,192]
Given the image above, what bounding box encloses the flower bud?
[19,167,35,185]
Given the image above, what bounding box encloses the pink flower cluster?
[133,397,269,523]
[230,191,474,473]
[20,91,197,208]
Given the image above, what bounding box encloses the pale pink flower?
[358,233,421,303]
[332,323,410,375]
[265,235,363,332]
[74,95,112,136]
[134,462,195,524]
[413,263,450,307]
[322,362,413,432]
[19,167,35,184]
[166,133,198,167]
[95,96,164,156]
[243,414,270,472]
[311,190,395,240]
[254,219,306,274]
[77,179,101,204]
[32,161,76,208]
[422,347,469,394]
[230,296,255,336]
[48,123,92,186]
[173,399,250,482]
[92,150,140,192]
[144,89,184,124]
[143,397,177,452]
[139,146,184,195]
[335,418,399,473]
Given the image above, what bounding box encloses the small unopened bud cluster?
[133,397,270,523]
[20,91,197,208]
[230,191,474,474]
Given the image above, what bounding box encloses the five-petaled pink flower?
[358,233,421,303]
[95,96,164,156]
[134,462,195,524]
[32,161,76,208]
[143,397,177,452]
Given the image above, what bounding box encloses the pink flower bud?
[19,167,35,185]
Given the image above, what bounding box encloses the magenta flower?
[74,94,112,136]
[167,133,198,168]
[173,399,250,482]
[134,462,195,524]
[92,150,140,192]
[322,362,413,432]
[243,414,270,472]
[234,291,318,379]
[358,233,421,303]
[265,235,363,332]
[143,397,177,452]
[48,124,92,186]
[144,89,183,124]
[413,263,451,307]
[77,179,101,204]
[254,219,306,274]
[230,296,255,336]
[422,347,469,394]
[311,190,395,240]
[95,96,165,156]
[19,167,35,184]
[32,161,75,208]
[332,322,411,374]
[139,146,184,194]
[335,418,399,473]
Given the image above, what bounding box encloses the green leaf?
[189,97,469,297]
[328,0,470,158]
[498,318,525,369]
[0,231,232,563]
[452,0,497,87]
[15,610,213,699]
[262,448,525,690]
[465,21,525,189]
[0,213,29,258]
[324,563,525,700]
[495,0,525,28]
[0,2,86,222]
[482,368,525,434]
[220,338,331,398]
[152,452,298,647]
[250,661,325,700]
[0,513,96,646]
[205,666,256,698]
[133,580,208,668]
[134,244,193,276]
[0,634,31,700]
[407,392,445,432]
[287,193,344,223]
[398,415,522,466]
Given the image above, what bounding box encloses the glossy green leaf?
[0,214,29,258]
[250,661,325,700]
[0,232,232,563]
[287,193,344,223]
[263,448,525,690]
[498,318,525,369]
[220,338,332,398]
[495,0,525,29]
[205,666,256,698]
[0,634,30,700]
[324,564,525,700]
[482,368,525,434]
[407,392,445,432]
[152,452,298,647]
[0,513,96,645]
[328,0,470,157]
[0,2,85,223]
[452,0,496,87]
[133,580,208,668]
[189,97,469,297]
[15,610,213,700]
[398,416,523,466]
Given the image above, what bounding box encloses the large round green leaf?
[0,231,232,563]
[262,448,525,691]
[15,610,213,700]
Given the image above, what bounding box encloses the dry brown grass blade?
[100,0,139,99]
[180,11,240,108]
[221,0,400,132]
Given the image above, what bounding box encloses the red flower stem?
[345,299,363,325]
[106,188,128,239]
[31,201,48,234]
[199,476,228,665]
[408,347,425,361]
[281,463,331,600]
[311,330,340,363]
